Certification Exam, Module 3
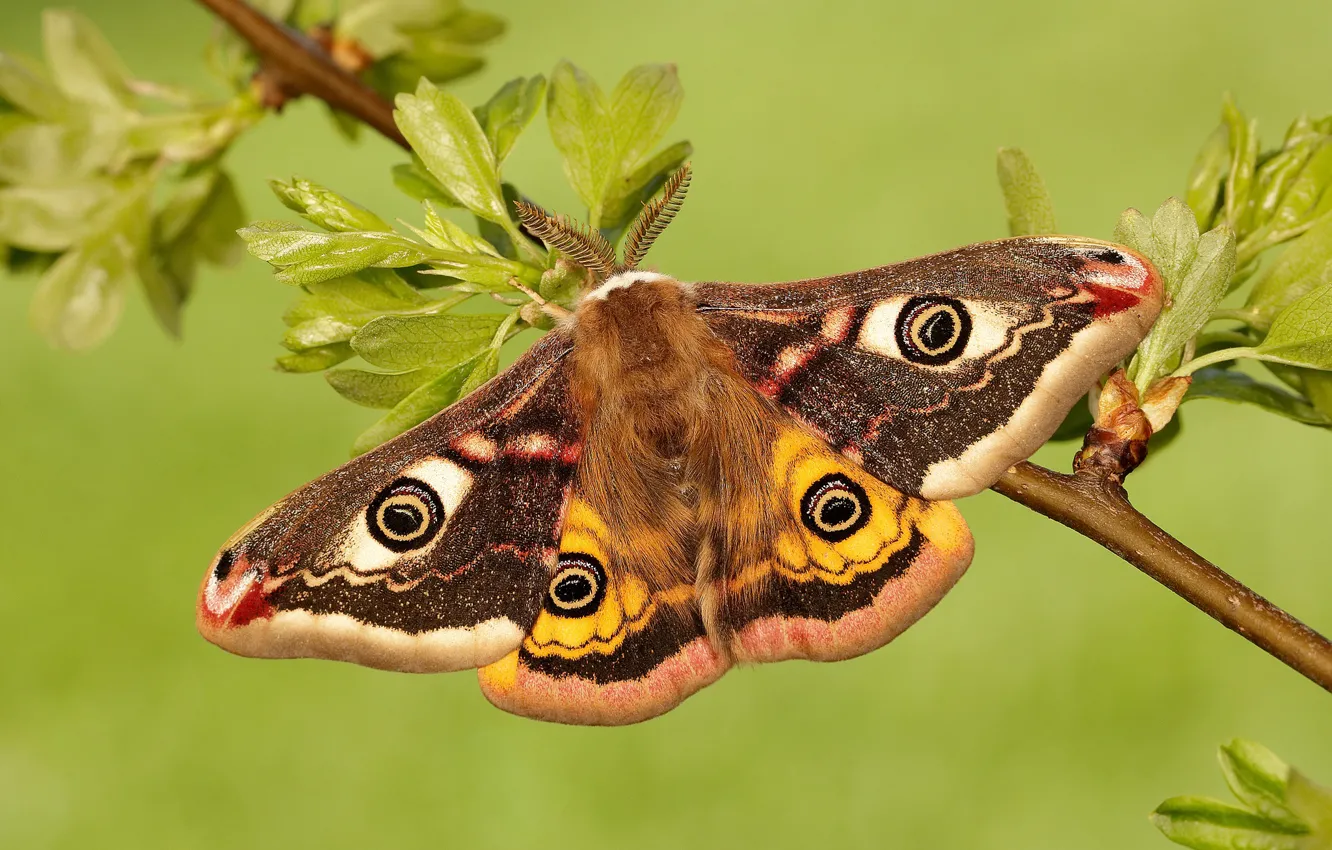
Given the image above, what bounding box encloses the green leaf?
[1246,214,1332,327]
[0,180,118,251]
[473,75,545,164]
[370,49,484,96]
[1186,123,1229,230]
[1218,740,1307,829]
[137,248,186,338]
[1186,368,1332,426]
[1127,199,1237,390]
[282,271,439,327]
[270,175,388,234]
[1113,206,1153,254]
[1221,95,1258,235]
[325,366,443,409]
[1260,143,1332,240]
[350,354,480,455]
[393,79,507,224]
[1151,796,1307,850]
[598,139,693,235]
[608,64,683,183]
[28,178,149,350]
[547,60,614,218]
[1303,369,1332,418]
[275,343,354,373]
[420,201,501,257]
[1152,196,1202,288]
[0,52,70,120]
[183,171,245,267]
[269,177,392,233]
[350,311,504,370]
[438,8,506,44]
[548,62,688,229]
[335,0,439,56]
[282,316,358,351]
[1249,141,1319,234]
[391,156,463,206]
[29,243,129,350]
[41,10,134,109]
[1254,283,1332,369]
[239,224,433,284]
[0,120,88,184]
[996,147,1056,236]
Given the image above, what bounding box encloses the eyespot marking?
[895,296,972,365]
[800,474,871,542]
[1093,248,1124,264]
[545,554,606,617]
[367,478,444,552]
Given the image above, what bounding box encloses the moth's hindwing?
[695,237,1163,500]
[479,495,728,725]
[723,426,973,662]
[196,331,581,675]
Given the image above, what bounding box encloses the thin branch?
[993,461,1332,693]
[194,0,408,149]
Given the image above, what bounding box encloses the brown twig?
[194,0,408,149]
[993,372,1332,693]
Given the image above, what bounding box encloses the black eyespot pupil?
[918,310,956,351]
[383,504,423,536]
[820,496,857,526]
[554,574,593,604]
[1094,248,1124,264]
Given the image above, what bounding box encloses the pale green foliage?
[1,2,503,349]
[1114,199,1236,392]
[996,147,1056,236]
[1001,95,1332,442]
[0,10,255,347]
[237,62,689,453]
[547,60,691,234]
[1153,740,1332,850]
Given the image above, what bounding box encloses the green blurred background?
[3,0,1331,847]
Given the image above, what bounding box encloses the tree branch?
[194,0,408,149]
[993,461,1332,693]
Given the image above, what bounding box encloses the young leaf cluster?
[244,62,691,453]
[0,10,257,348]
[1152,740,1332,850]
[998,97,1332,441]
[1,1,505,350]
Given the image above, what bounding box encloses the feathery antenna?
[514,200,617,280]
[621,163,692,271]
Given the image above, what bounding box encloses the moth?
[198,166,1162,725]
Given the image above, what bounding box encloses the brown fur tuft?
[570,277,787,650]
